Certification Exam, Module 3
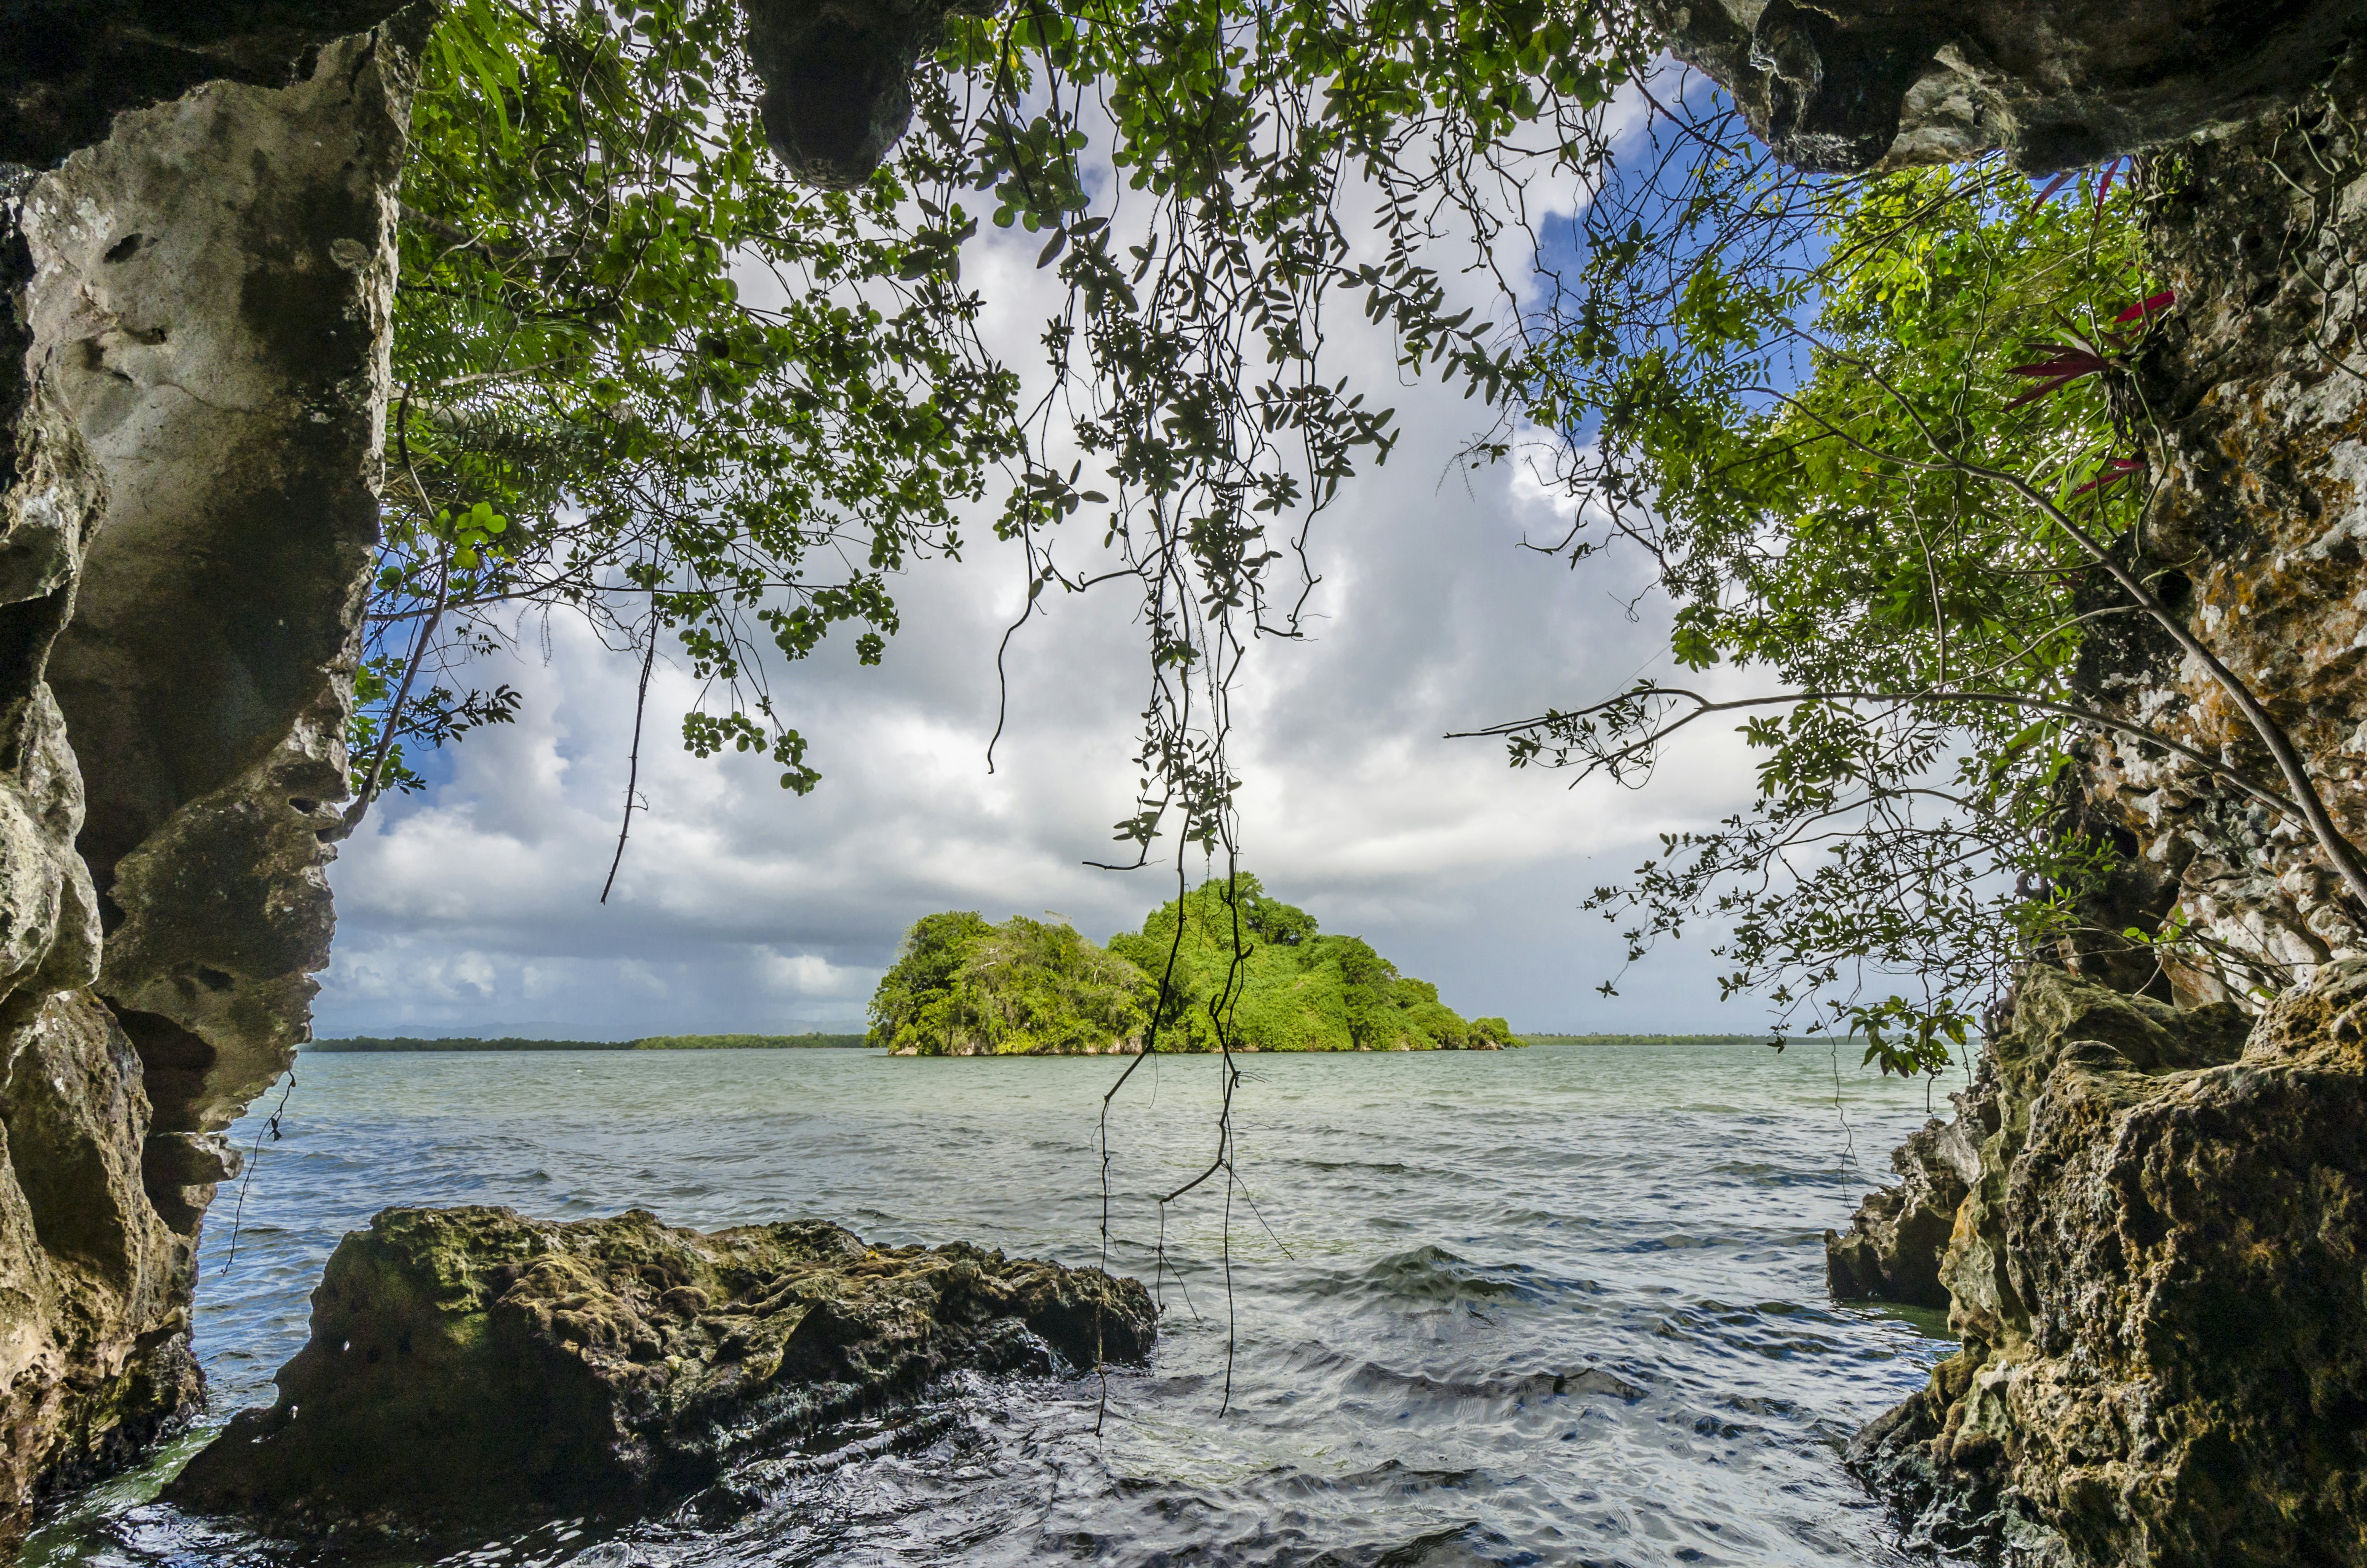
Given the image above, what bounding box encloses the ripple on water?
[29,1043,1958,1568]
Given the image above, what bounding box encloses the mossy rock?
[168,1206,1153,1529]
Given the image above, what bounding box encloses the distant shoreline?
[1518,1033,1783,1046]
[306,1033,870,1053]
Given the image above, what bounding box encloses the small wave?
[1309,1246,1532,1304]
[1269,1459,1481,1501]
[1338,1362,1648,1410]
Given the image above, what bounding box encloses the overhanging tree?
[359,0,2366,1075]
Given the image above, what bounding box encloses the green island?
[308,1033,869,1053]
[867,876,1516,1056]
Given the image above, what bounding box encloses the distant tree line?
[308,1033,869,1052]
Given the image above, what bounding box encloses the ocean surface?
[26,1043,1969,1568]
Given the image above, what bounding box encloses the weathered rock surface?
[1824,1112,1978,1308]
[1849,964,2367,1567]
[742,0,1004,187]
[0,0,415,170]
[168,1206,1156,1526]
[0,14,419,1544]
[1645,0,2367,172]
[2066,50,2367,1006]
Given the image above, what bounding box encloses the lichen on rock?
[167,1205,1156,1530]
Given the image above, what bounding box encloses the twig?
[217,1069,296,1276]
[600,617,660,904]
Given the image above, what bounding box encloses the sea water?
[27,1042,1969,1567]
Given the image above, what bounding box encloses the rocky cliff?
[1730,9,2367,1563]
[2079,52,2367,1006]
[1847,963,2367,1568]
[0,8,416,1544]
[1646,0,2365,173]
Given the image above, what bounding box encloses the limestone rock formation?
[168,1206,1157,1528]
[742,0,1005,187]
[1845,965,2367,1568]
[1824,1112,1978,1308]
[2074,51,2367,1006]
[1645,0,2367,172]
[1,2,415,169]
[0,14,422,1544]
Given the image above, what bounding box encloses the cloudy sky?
[317,120,1776,1041]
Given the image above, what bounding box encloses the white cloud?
[316,128,1777,1043]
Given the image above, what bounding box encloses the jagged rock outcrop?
[1850,963,2367,1568]
[2071,52,2367,1006]
[0,1,414,168]
[0,13,421,1545]
[1824,1112,1978,1308]
[1646,0,2367,172]
[168,1206,1155,1529]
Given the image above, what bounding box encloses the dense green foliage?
[1473,155,2217,1072]
[870,879,1513,1054]
[1109,876,1515,1051]
[866,912,1156,1054]
[309,1033,867,1051]
[354,0,1016,813]
[362,0,1651,851]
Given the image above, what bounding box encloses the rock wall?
[0,12,417,1545]
[1645,0,2366,172]
[1653,9,2367,1566]
[2075,56,2367,1006]
[1849,964,2367,1568]
[1824,1112,1977,1309]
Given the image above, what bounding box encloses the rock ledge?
[168,1206,1154,1526]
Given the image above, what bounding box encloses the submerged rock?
[168,1206,1154,1527]
[1851,963,2367,1567]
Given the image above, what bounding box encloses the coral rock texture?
[1645,0,2367,172]
[168,1206,1157,1527]
[1846,965,2367,1568]
[0,16,418,1544]
[1824,1112,1978,1308]
[2071,55,2367,1004]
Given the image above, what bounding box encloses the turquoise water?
[31,1043,1963,1567]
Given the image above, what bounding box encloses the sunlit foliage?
[869,878,1513,1053]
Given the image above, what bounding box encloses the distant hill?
[869,876,1516,1055]
[307,1033,870,1052]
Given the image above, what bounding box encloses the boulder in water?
[167,1206,1153,1527]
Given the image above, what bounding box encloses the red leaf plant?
[2069,455,2147,498]
[2004,290,2177,408]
